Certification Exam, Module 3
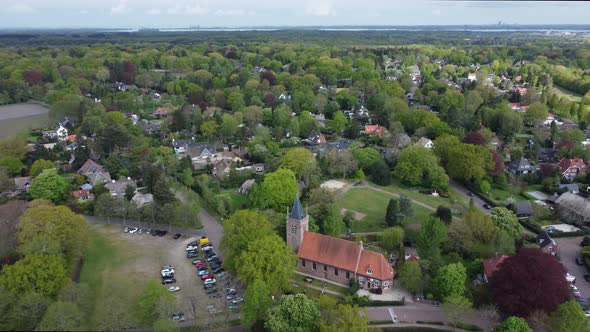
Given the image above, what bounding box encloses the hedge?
[416,321,445,325]
[449,322,483,331]
[359,298,405,307]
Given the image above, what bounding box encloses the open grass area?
[342,187,433,233]
[552,85,582,102]
[291,273,349,296]
[222,189,249,210]
[377,179,468,210]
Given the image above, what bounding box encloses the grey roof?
[13,177,30,190]
[289,194,306,220]
[508,157,532,171]
[514,201,533,216]
[536,231,555,249]
[559,183,579,193]
[555,192,590,219]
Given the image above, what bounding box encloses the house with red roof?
[556,157,589,181]
[483,255,508,283]
[71,189,94,201]
[364,125,388,138]
[287,195,395,290]
[152,107,173,118]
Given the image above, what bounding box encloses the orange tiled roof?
[483,255,508,277]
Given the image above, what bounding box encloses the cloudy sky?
[0,0,589,28]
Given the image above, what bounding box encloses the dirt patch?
[321,180,347,191]
[92,224,242,328]
[340,208,366,221]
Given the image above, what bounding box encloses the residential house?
[105,178,136,197]
[212,160,232,178]
[143,120,162,135]
[536,231,558,256]
[513,201,533,219]
[235,163,265,175]
[13,176,30,193]
[132,192,153,207]
[187,144,216,166]
[556,158,588,181]
[558,183,580,194]
[415,137,433,149]
[238,179,256,195]
[172,138,197,156]
[153,107,173,118]
[80,183,93,191]
[302,134,326,146]
[42,123,68,141]
[77,159,111,186]
[467,73,477,82]
[364,125,387,138]
[483,255,508,283]
[508,157,535,176]
[288,195,395,290]
[312,114,326,128]
[71,189,94,201]
[509,102,523,112]
[278,93,292,103]
[539,148,557,162]
[489,135,502,150]
[554,192,590,225]
[395,133,412,149]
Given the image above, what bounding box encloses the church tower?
[286,194,309,253]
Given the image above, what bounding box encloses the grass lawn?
[552,85,582,102]
[342,187,433,233]
[291,273,349,296]
[377,178,469,210]
[222,189,249,210]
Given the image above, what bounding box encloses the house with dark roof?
[558,183,579,194]
[513,201,533,219]
[554,192,590,225]
[77,160,111,186]
[536,231,558,256]
[13,176,30,193]
[105,177,136,197]
[556,158,588,181]
[508,157,536,176]
[287,195,395,290]
[483,255,508,283]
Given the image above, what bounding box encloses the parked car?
[546,226,556,233]
[146,229,151,235]
[483,204,491,209]
[206,287,218,295]
[123,227,130,233]
[585,274,590,282]
[566,273,577,284]
[138,228,144,234]
[205,251,216,258]
[128,227,138,234]
[173,233,181,239]
[212,267,224,274]
[206,255,219,262]
[195,262,207,268]
[577,256,584,266]
[210,261,222,269]
[216,271,227,279]
[204,278,216,285]
[169,286,180,292]
[161,272,174,279]
[151,230,159,237]
[232,297,244,304]
[171,313,185,321]
[467,192,473,197]
[158,230,168,237]
[227,305,240,309]
[192,259,204,264]
[573,291,583,299]
[186,245,198,251]
[226,288,237,295]
[204,283,216,289]
[200,274,215,281]
[162,278,176,285]
[198,269,209,276]
[585,310,590,318]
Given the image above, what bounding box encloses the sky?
[0,0,589,28]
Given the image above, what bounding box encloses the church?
[287,195,395,290]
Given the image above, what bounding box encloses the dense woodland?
[0,30,590,331]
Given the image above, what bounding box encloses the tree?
[29,159,55,178]
[242,278,273,326]
[385,198,400,227]
[329,111,348,135]
[0,254,69,298]
[379,227,404,252]
[251,168,299,212]
[398,261,423,294]
[399,194,413,219]
[490,207,522,240]
[11,292,50,331]
[266,294,320,332]
[351,147,383,170]
[200,120,219,140]
[447,211,497,254]
[0,156,23,176]
[36,301,82,331]
[549,300,590,332]
[416,216,448,260]
[324,150,358,179]
[18,205,86,263]
[370,160,391,186]
[442,295,472,326]
[281,147,318,180]
[0,168,14,192]
[435,205,453,224]
[319,295,370,332]
[153,319,179,332]
[29,168,68,203]
[394,146,449,190]
[493,317,532,332]
[139,280,176,324]
[523,102,548,127]
[236,234,297,293]
[220,210,274,272]
[491,248,570,317]
[434,263,467,299]
[0,200,27,262]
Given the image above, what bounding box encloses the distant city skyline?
[0,0,589,28]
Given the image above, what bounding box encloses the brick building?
[287,195,395,290]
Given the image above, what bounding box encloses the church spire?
[289,194,306,220]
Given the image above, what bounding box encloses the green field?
[222,189,250,210]
[377,179,468,210]
[342,187,433,232]
[552,85,582,102]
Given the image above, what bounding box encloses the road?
[84,215,206,237]
[557,237,589,297]
[199,209,225,259]
[449,179,490,215]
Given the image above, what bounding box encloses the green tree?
[549,300,590,332]
[139,280,176,324]
[379,227,404,252]
[394,146,449,190]
[236,234,297,293]
[416,216,448,260]
[398,261,423,294]
[399,194,413,219]
[181,168,194,188]
[153,319,179,332]
[11,292,50,331]
[29,168,68,203]
[385,197,400,227]
[494,317,533,332]
[0,156,23,176]
[0,254,69,298]
[370,160,391,186]
[442,295,472,326]
[220,113,238,142]
[435,263,467,299]
[251,168,299,212]
[523,102,548,127]
[266,294,320,332]
[36,301,82,331]
[200,120,219,140]
[18,205,86,263]
[281,147,318,179]
[448,211,497,254]
[242,278,273,326]
[220,210,274,272]
[329,111,348,135]
[491,207,523,240]
[319,295,370,332]
[351,147,383,170]
[29,159,55,178]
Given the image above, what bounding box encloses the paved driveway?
[449,179,490,215]
[557,237,590,297]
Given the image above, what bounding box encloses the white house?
[415,137,434,149]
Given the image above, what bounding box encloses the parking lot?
[95,224,242,328]
[557,237,590,299]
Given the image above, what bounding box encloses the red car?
[200,274,214,281]
[195,262,207,268]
